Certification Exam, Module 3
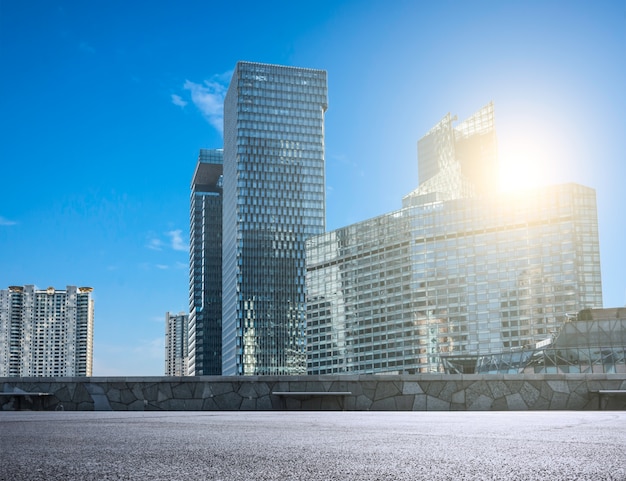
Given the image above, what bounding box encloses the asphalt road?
[1,411,625,480]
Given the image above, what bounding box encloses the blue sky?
[1,1,624,376]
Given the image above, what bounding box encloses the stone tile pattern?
[1,374,625,411]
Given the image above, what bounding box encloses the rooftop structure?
[408,102,497,203]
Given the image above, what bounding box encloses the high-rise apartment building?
[0,285,94,377]
[165,311,189,376]
[188,149,223,375]
[306,104,603,374]
[222,61,328,375]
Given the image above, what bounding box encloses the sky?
[0,1,624,376]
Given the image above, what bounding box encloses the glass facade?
[307,147,602,375]
[0,285,94,377]
[188,149,223,375]
[442,308,626,374]
[222,61,328,375]
[306,103,602,375]
[411,102,497,201]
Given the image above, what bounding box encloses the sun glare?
[499,152,544,192]
[498,127,557,193]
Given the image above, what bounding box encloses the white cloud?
[171,94,187,108]
[183,77,228,134]
[166,229,188,252]
[147,237,163,251]
[0,216,17,226]
[147,229,187,254]
[156,264,169,270]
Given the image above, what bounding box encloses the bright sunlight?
[497,118,562,193]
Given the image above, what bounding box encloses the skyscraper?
[222,61,328,375]
[410,101,497,202]
[0,285,94,377]
[306,104,603,374]
[188,149,223,375]
[165,311,189,376]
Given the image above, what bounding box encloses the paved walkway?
[1,411,625,480]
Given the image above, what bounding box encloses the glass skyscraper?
[222,61,328,375]
[306,104,603,375]
[411,101,497,201]
[188,149,223,375]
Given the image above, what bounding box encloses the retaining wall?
[1,374,625,411]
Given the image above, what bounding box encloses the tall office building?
[410,101,497,202]
[306,104,603,374]
[222,61,328,375]
[188,149,223,375]
[165,311,189,376]
[0,285,94,377]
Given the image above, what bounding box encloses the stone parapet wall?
[1,374,625,411]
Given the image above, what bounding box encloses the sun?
[498,128,554,193]
[499,152,545,192]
